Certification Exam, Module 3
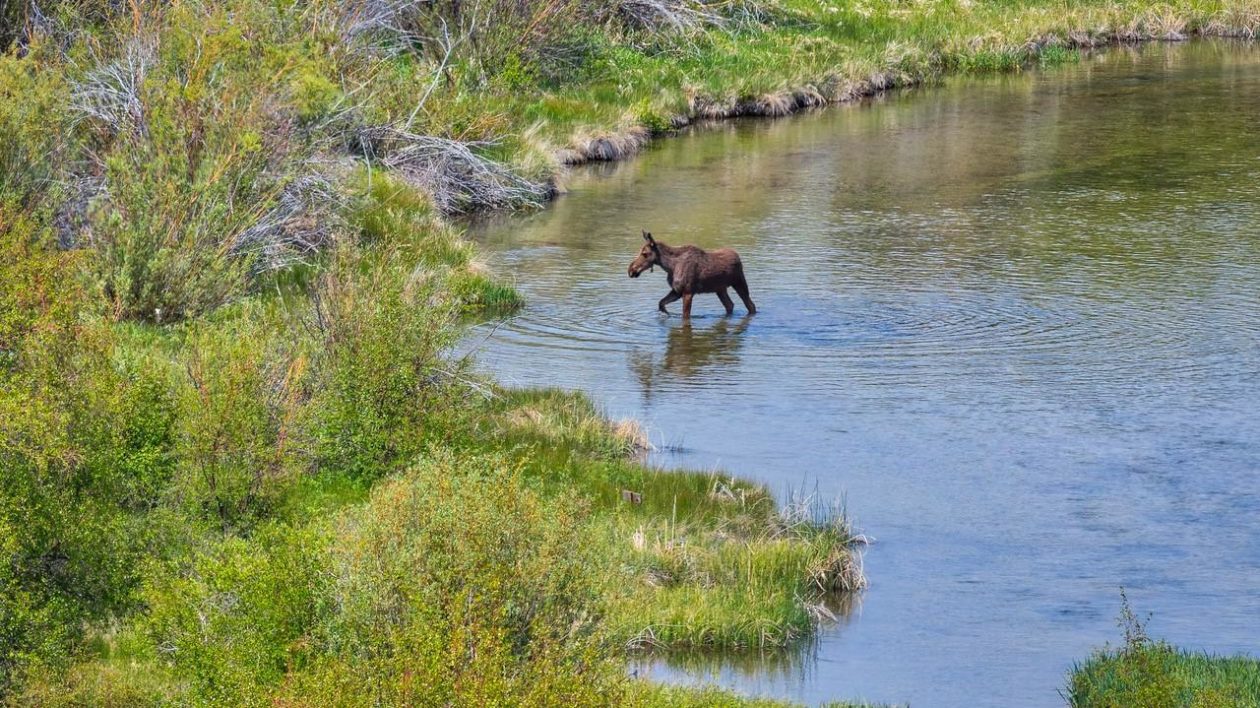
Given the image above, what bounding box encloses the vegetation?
[3,0,1259,704]
[1066,591,1260,708]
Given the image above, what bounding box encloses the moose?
[627,231,756,319]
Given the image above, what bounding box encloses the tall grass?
[1066,590,1260,707]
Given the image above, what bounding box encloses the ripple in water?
[468,40,1260,708]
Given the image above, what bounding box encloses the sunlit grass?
[1066,590,1260,707]
[1070,649,1260,707]
[425,0,1260,168]
[456,387,867,653]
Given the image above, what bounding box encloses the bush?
[304,240,462,481]
[0,322,177,692]
[171,316,301,533]
[141,523,332,705]
[278,449,626,705]
[0,54,72,214]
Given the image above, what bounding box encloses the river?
[467,40,1260,707]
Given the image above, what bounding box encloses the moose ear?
[642,230,655,244]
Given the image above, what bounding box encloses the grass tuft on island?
[1066,591,1260,707]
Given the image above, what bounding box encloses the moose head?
[627,230,660,278]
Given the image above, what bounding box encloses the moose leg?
[658,290,681,314]
[681,293,694,319]
[733,277,757,315]
[716,288,735,316]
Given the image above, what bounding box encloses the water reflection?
[632,317,752,399]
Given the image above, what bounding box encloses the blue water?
[469,41,1260,706]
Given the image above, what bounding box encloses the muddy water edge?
[466,41,1260,707]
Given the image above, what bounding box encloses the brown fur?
[627,231,756,319]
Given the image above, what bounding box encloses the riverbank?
[3,1,1259,705]
[1066,594,1260,707]
[1,167,866,704]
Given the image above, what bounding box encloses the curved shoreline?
[553,29,1255,170]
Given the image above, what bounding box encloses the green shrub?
[171,317,300,533]
[0,54,71,211]
[0,212,82,367]
[141,523,332,705]
[303,242,462,481]
[0,322,177,692]
[278,449,626,705]
[632,98,674,134]
[87,95,272,321]
[290,65,342,123]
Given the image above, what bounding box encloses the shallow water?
[467,41,1260,707]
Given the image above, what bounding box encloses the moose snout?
[628,265,640,278]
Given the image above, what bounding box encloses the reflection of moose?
[627,231,756,319]
[631,318,750,397]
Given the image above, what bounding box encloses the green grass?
[441,0,1260,164]
[444,387,868,652]
[5,0,1260,704]
[1070,648,1260,708]
[1066,592,1260,707]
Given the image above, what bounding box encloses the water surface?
[468,41,1260,707]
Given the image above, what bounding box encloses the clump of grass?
[605,487,866,651]
[1038,44,1081,68]
[563,124,653,164]
[484,388,653,458]
[1066,589,1260,707]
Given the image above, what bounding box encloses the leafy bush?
[303,239,463,481]
[0,54,72,214]
[171,316,301,532]
[141,523,332,705]
[277,449,626,705]
[0,322,177,692]
[81,38,281,321]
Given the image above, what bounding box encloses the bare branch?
[69,37,155,138]
[230,173,347,272]
[360,125,553,215]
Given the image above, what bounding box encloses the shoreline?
[551,30,1254,171]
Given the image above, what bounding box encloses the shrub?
[0,54,71,213]
[0,322,177,693]
[303,241,462,481]
[141,523,332,705]
[171,316,302,533]
[278,449,626,705]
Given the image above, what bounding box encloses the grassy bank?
[4,0,1259,705]
[1,187,867,703]
[1066,594,1260,707]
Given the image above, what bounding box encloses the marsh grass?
[457,387,867,653]
[1066,590,1260,707]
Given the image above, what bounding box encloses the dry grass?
[613,418,654,453]
[562,125,652,164]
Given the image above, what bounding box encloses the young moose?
[627,231,756,319]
